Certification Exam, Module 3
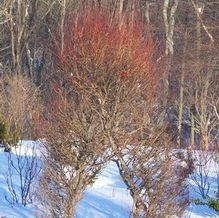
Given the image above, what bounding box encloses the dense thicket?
[0,0,218,148]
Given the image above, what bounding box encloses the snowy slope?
[0,141,218,218]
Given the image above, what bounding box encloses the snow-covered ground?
[0,141,218,218]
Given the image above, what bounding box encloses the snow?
[76,163,132,218]
[0,141,218,218]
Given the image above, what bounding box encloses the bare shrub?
[39,95,111,217]
[214,154,219,196]
[39,5,158,217]
[0,74,41,151]
[5,142,41,206]
[112,107,189,218]
[190,151,213,199]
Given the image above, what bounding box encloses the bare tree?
[184,53,219,151]
[168,0,219,148]
[163,0,179,56]
[0,0,55,76]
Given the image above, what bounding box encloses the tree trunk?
[66,199,75,218]
[178,30,187,147]
[191,114,195,149]
[60,0,66,55]
[132,196,139,218]
[163,0,179,56]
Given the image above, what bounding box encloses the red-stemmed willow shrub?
[57,8,157,100]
